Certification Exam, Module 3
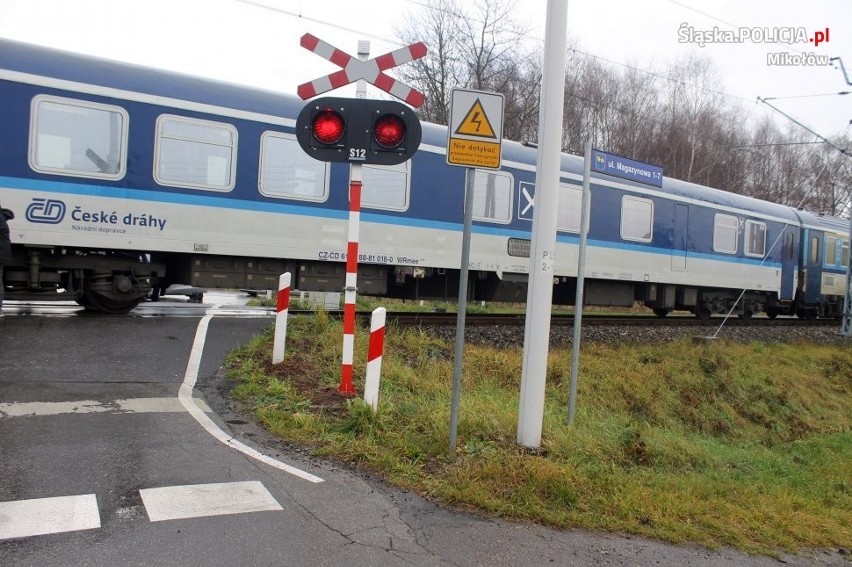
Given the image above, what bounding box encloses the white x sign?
[519,182,535,220]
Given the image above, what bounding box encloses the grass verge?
[224,313,851,555]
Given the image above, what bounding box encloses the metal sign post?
[446,88,504,451]
[448,169,477,450]
[841,211,852,337]
[568,142,592,425]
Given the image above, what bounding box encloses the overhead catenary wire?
[764,91,850,100]
[758,97,850,157]
[235,0,403,46]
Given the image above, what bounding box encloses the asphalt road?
[0,295,845,566]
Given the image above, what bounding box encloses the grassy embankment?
[224,309,851,555]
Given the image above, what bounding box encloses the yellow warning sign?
[448,88,503,169]
[447,139,501,169]
[454,99,497,138]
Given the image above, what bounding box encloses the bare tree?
[395,0,536,137]
[395,0,464,125]
[802,135,852,215]
[455,0,526,91]
[398,5,851,219]
[662,55,724,183]
[610,64,662,162]
[497,55,542,143]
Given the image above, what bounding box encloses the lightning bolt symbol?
[471,111,482,132]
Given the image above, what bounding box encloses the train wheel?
[694,306,712,320]
[738,310,753,320]
[83,288,143,314]
[765,306,779,319]
[652,308,670,318]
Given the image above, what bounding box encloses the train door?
[779,225,797,300]
[671,204,688,271]
[803,229,823,303]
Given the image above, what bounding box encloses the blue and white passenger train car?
[0,38,848,316]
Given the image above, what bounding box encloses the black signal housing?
[296,97,422,165]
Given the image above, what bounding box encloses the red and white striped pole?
[272,272,291,364]
[338,40,372,396]
[363,307,387,410]
[339,167,361,395]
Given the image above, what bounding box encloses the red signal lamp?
[312,109,345,145]
[373,114,406,148]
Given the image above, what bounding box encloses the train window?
[744,220,767,258]
[361,162,410,211]
[620,196,653,243]
[154,115,237,192]
[469,170,513,224]
[825,235,838,266]
[29,95,128,180]
[556,184,582,233]
[713,214,738,254]
[259,132,328,202]
[784,231,795,261]
[809,236,820,265]
[842,239,850,267]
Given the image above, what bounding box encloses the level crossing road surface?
[0,292,844,566]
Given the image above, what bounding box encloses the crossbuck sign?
[297,33,427,107]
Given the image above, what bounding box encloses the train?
[0,38,849,317]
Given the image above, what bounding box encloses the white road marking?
[140,481,282,522]
[179,315,324,483]
[0,494,100,540]
[0,397,212,417]
[117,397,211,413]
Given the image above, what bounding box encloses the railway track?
[298,310,840,328]
[320,310,847,347]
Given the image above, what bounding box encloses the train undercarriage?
[4,246,844,319]
[5,246,162,314]
[639,282,844,320]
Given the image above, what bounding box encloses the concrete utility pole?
[517,0,569,448]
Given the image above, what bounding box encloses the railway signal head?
[296,97,422,165]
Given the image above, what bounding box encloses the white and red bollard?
[272,272,291,364]
[363,307,386,410]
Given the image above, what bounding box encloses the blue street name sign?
[592,149,663,188]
